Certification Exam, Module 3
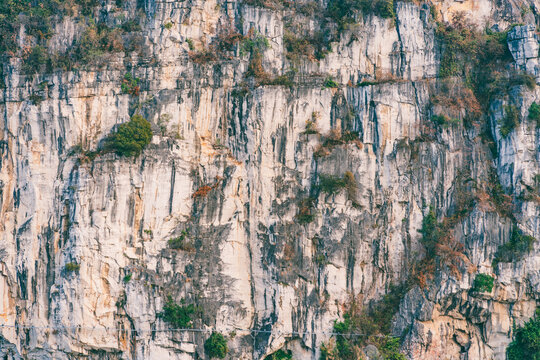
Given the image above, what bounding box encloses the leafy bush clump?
[240,31,270,57]
[121,20,141,32]
[499,105,520,137]
[204,332,228,359]
[506,309,540,360]
[473,273,494,293]
[22,46,50,74]
[419,207,441,258]
[528,102,540,128]
[493,227,536,267]
[327,0,395,29]
[105,115,152,157]
[159,296,197,328]
[65,262,80,272]
[431,114,461,128]
[121,73,140,95]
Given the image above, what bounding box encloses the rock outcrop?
[0,0,538,359]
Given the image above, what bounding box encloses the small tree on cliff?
[105,114,152,157]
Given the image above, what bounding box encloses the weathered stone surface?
[0,0,538,359]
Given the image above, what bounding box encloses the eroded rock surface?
[0,0,538,359]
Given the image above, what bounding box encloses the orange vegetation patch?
[191,177,223,199]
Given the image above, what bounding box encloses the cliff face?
[0,0,539,359]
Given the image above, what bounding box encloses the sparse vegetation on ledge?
[168,230,195,251]
[159,296,198,328]
[321,285,406,360]
[493,227,536,268]
[105,115,152,157]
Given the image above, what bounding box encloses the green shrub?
[473,273,494,292]
[432,114,461,128]
[419,206,441,258]
[437,20,511,79]
[123,273,132,282]
[240,32,269,57]
[159,296,197,328]
[22,46,50,74]
[265,349,292,360]
[380,337,406,360]
[323,77,339,88]
[121,73,140,95]
[493,227,536,267]
[327,0,395,29]
[507,309,540,360]
[168,230,195,251]
[105,115,153,157]
[163,22,173,30]
[431,114,447,125]
[500,105,520,137]
[204,332,228,358]
[528,102,540,128]
[65,262,80,272]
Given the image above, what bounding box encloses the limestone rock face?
[0,0,538,359]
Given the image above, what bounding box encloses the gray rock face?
[0,0,538,359]
[508,25,540,80]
